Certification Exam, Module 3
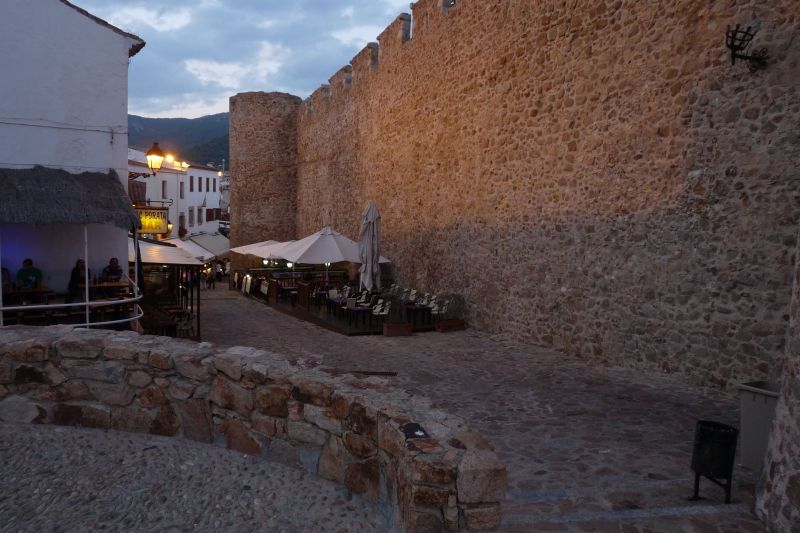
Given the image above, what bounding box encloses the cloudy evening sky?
[77,0,411,118]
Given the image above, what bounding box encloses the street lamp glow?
[165,154,175,163]
[145,142,165,175]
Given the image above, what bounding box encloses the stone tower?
[229,92,301,252]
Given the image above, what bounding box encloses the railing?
[0,279,144,328]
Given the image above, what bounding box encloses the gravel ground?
[0,422,387,533]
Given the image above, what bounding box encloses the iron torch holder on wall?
[725,24,769,72]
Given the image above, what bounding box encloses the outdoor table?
[346,306,373,327]
[405,303,432,327]
[2,285,53,305]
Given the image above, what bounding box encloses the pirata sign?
[135,207,169,234]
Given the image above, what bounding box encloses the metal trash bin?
[736,380,780,471]
[690,420,738,503]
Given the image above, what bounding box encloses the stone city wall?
[757,222,800,532]
[229,92,301,271]
[0,326,507,532]
[284,0,800,389]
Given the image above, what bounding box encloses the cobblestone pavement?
[201,286,766,532]
[0,422,386,533]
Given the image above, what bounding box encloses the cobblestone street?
[200,286,766,531]
[0,285,767,532]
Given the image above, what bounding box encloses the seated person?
[15,258,43,289]
[101,257,123,282]
[65,259,91,303]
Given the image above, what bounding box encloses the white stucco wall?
[0,0,136,179]
[0,1,139,294]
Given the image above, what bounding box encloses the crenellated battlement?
[377,14,411,63]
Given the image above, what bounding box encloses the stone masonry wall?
[229,92,301,270]
[281,0,800,390]
[0,326,506,532]
[757,222,800,532]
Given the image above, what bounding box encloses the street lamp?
[146,142,165,175]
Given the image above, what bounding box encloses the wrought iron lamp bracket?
[129,171,154,179]
[725,24,769,73]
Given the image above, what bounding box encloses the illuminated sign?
[135,207,169,234]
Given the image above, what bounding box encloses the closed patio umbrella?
[358,202,381,292]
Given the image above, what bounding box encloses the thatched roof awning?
[0,167,141,230]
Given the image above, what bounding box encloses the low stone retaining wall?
[0,326,506,531]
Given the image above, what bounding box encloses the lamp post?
[146,142,165,175]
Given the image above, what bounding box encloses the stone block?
[405,510,444,532]
[413,484,452,507]
[0,362,11,384]
[413,455,458,485]
[457,450,507,504]
[326,392,354,419]
[167,380,194,400]
[224,418,261,455]
[43,364,67,386]
[287,420,328,446]
[378,417,406,457]
[214,352,243,380]
[54,332,105,359]
[347,402,377,439]
[319,436,353,483]
[287,399,304,420]
[14,365,47,384]
[150,405,179,436]
[61,360,125,384]
[303,403,342,435]
[103,340,144,361]
[3,339,49,362]
[291,375,334,406]
[127,370,152,388]
[86,382,136,406]
[345,458,380,501]
[110,406,154,433]
[344,432,378,458]
[268,438,302,468]
[0,395,46,423]
[174,354,211,381]
[251,413,286,438]
[148,349,173,370]
[52,403,110,429]
[138,385,168,407]
[174,399,213,442]
[60,380,92,401]
[209,376,253,416]
[254,385,291,416]
[462,503,502,531]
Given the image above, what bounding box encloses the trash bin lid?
[736,381,780,397]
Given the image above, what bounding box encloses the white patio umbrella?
[278,226,361,264]
[246,240,295,260]
[229,239,278,255]
[358,202,381,292]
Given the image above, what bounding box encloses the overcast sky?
[77,0,410,118]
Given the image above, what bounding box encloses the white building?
[129,148,223,238]
[0,0,143,294]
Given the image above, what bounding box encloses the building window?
[207,208,215,221]
[189,176,194,192]
[179,213,185,231]
[213,178,217,192]
[206,177,210,191]
[189,207,195,227]
[179,182,184,199]
[198,207,204,225]
[161,180,167,199]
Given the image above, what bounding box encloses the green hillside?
[128,113,229,166]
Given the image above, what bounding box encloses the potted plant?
[435,294,466,333]
[383,299,413,336]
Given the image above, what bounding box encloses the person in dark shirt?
[101,257,123,282]
[66,259,90,303]
[15,258,43,289]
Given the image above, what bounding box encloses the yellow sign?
[136,207,168,234]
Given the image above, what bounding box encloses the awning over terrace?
[163,237,216,261]
[0,166,141,229]
[127,238,202,266]
[189,233,229,257]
